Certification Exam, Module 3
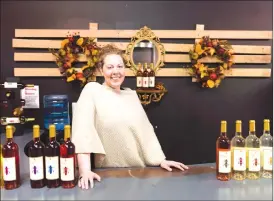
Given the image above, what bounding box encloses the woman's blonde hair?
[97,44,126,68]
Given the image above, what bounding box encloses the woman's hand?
[160,160,189,172]
[78,170,101,189]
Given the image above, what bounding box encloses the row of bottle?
[216,119,273,181]
[136,62,155,89]
[1,124,76,190]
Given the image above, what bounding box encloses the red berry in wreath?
[217,48,225,55]
[207,42,213,47]
[210,73,217,80]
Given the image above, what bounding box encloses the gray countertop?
[0,132,273,200]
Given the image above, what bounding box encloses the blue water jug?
[43,95,70,131]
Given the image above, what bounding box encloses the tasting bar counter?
[1,131,272,200]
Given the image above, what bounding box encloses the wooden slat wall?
[12,23,272,78]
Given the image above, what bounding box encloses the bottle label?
[45,156,59,180]
[60,157,74,181]
[233,148,246,171]
[149,77,155,87]
[136,77,143,87]
[248,148,260,171]
[29,156,44,180]
[261,147,272,171]
[3,157,16,181]
[143,77,149,88]
[218,150,231,173]
[4,82,17,89]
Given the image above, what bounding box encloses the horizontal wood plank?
[12,39,272,54]
[14,68,271,77]
[14,52,272,63]
[15,29,273,39]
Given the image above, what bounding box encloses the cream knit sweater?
[71,82,166,168]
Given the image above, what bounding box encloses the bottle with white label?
[28,125,45,188]
[231,120,246,180]
[2,125,20,189]
[260,119,272,178]
[136,63,143,89]
[142,63,149,89]
[44,124,60,188]
[246,120,260,180]
[0,82,34,89]
[60,125,76,188]
[216,120,231,181]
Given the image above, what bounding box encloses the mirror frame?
[125,26,165,74]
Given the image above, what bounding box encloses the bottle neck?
[6,138,13,143]
[33,137,40,142]
[263,130,270,135]
[220,132,227,137]
[64,137,71,142]
[249,131,256,135]
[235,132,242,137]
[49,137,56,141]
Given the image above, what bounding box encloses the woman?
[71,44,188,190]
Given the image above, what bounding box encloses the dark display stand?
[0,77,34,136]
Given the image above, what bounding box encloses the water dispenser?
[43,95,70,131]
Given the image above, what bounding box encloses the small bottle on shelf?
[0,116,35,125]
[260,119,272,178]
[216,120,231,181]
[60,125,76,188]
[231,120,246,180]
[2,125,21,190]
[148,63,155,89]
[136,63,143,89]
[0,82,34,89]
[44,124,60,188]
[28,125,45,188]
[142,63,149,89]
[246,120,260,180]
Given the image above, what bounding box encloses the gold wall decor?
[124,26,165,74]
[124,26,167,105]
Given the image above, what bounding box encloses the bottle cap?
[49,124,56,138]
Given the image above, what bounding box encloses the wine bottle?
[60,125,76,188]
[44,124,60,188]
[0,144,4,188]
[2,125,21,189]
[0,116,35,125]
[148,63,155,88]
[216,120,231,181]
[231,120,246,180]
[142,63,149,89]
[0,82,34,89]
[246,120,260,180]
[28,125,45,188]
[136,63,143,89]
[260,119,273,178]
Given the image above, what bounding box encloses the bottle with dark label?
[44,124,60,188]
[246,120,260,180]
[60,125,76,188]
[231,120,246,180]
[148,63,155,88]
[136,63,143,89]
[142,63,149,89]
[28,125,45,188]
[2,125,21,189]
[216,120,231,181]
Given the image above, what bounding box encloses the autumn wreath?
[49,32,101,87]
[188,36,234,88]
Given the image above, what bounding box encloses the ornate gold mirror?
[125,26,165,74]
